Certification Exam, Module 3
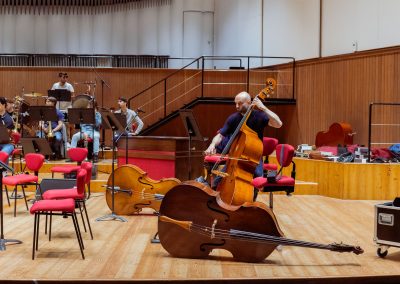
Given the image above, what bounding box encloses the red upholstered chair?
[203,155,228,183]
[30,198,84,260]
[3,153,45,216]
[43,168,93,240]
[50,148,88,178]
[252,144,296,209]
[262,137,279,172]
[10,131,23,170]
[81,161,92,199]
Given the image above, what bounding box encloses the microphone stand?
[95,118,127,223]
[0,161,22,251]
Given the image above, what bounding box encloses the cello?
[157,81,363,262]
[105,164,180,215]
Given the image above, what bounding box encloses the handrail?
[127,56,203,106]
[127,55,296,128]
[368,102,400,162]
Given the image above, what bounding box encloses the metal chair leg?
[82,201,93,240]
[72,212,85,259]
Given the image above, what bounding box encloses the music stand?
[114,113,127,129]
[179,110,204,180]
[48,89,71,103]
[28,106,58,139]
[96,109,127,222]
[20,138,53,156]
[0,160,22,251]
[68,108,95,125]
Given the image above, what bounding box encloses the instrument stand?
[96,110,127,222]
[150,232,160,244]
[179,110,205,180]
[0,161,22,251]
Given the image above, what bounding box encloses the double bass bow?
[157,81,363,262]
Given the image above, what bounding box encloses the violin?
[105,164,180,215]
[315,122,354,147]
[158,181,363,262]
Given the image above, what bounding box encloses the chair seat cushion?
[204,155,227,163]
[43,188,84,200]
[50,165,81,174]
[3,174,38,186]
[252,176,295,188]
[263,163,278,171]
[12,148,22,156]
[30,198,75,214]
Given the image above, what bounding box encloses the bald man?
[204,91,282,198]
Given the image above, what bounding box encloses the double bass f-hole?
[138,176,154,189]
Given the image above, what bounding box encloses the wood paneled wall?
[2,46,400,147]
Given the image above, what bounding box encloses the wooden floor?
[1,193,399,282]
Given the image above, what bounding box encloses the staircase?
[127,56,296,134]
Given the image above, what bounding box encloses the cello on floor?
[157,80,363,262]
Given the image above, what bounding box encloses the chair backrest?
[0,152,9,163]
[263,137,278,156]
[10,131,21,144]
[81,161,93,185]
[276,144,295,168]
[67,148,88,163]
[76,168,87,195]
[25,153,45,172]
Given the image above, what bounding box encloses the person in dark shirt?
[204,91,282,199]
[36,96,65,159]
[0,97,14,155]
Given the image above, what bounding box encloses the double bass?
[158,80,363,262]
[105,165,180,215]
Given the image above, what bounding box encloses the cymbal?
[23,92,44,97]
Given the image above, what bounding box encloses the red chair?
[30,198,84,260]
[3,153,45,216]
[262,137,278,172]
[252,144,296,209]
[10,131,23,170]
[81,161,92,199]
[203,154,228,184]
[42,168,93,240]
[50,148,88,178]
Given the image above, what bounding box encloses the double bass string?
[114,187,164,201]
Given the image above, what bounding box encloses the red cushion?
[204,155,227,163]
[30,199,75,214]
[263,137,278,156]
[276,144,295,167]
[68,148,88,162]
[0,152,9,163]
[12,148,22,156]
[3,174,38,186]
[51,165,81,173]
[263,163,278,171]
[252,176,295,188]
[25,153,45,171]
[43,188,84,200]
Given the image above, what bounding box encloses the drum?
[72,94,93,108]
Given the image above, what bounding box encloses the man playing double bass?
[204,91,282,199]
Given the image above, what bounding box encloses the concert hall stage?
[0,192,398,283]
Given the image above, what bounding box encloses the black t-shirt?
[216,110,269,153]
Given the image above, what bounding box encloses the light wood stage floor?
[1,192,399,283]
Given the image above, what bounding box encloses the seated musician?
[5,99,14,117]
[204,91,282,200]
[70,102,102,163]
[114,97,144,135]
[36,97,64,160]
[51,72,74,110]
[0,97,15,155]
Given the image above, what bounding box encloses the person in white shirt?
[114,97,144,135]
[51,72,75,110]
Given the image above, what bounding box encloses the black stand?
[47,89,71,110]
[0,161,22,251]
[96,110,127,222]
[68,108,95,156]
[28,106,58,137]
[20,138,53,156]
[179,110,204,180]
